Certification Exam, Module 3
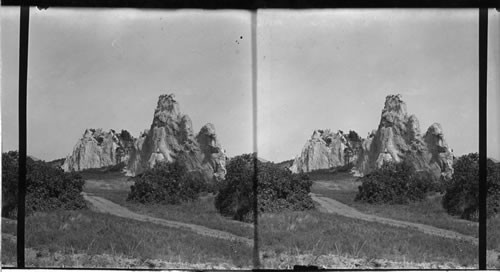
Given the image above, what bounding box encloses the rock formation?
[126,94,227,182]
[356,94,454,180]
[290,129,361,173]
[62,129,135,172]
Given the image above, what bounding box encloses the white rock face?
[290,129,360,173]
[356,94,454,180]
[126,94,227,182]
[62,129,134,172]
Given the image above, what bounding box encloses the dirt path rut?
[311,193,478,244]
[82,193,253,247]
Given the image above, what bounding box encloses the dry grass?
[2,218,17,266]
[259,210,478,268]
[14,209,252,268]
[487,216,500,269]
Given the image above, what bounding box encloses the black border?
[16,5,29,269]
[1,0,500,9]
[478,7,488,271]
[4,1,497,270]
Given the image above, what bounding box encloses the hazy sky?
[258,9,499,162]
[1,8,498,162]
[1,8,252,161]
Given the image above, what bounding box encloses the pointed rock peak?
[153,93,181,126]
[380,94,408,126]
[126,94,227,181]
[384,94,405,111]
[424,123,450,153]
[199,123,217,136]
[426,123,444,136]
[356,95,454,181]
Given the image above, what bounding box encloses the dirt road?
[82,193,253,247]
[311,193,478,244]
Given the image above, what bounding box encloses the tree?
[355,159,439,204]
[442,153,500,221]
[215,153,314,222]
[127,160,206,205]
[2,151,87,218]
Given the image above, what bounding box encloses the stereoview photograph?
[1,8,254,269]
[256,9,496,269]
[1,7,499,271]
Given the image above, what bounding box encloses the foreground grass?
[487,216,500,269]
[19,209,252,268]
[259,210,478,267]
[309,171,478,237]
[2,218,17,266]
[488,216,500,251]
[83,174,254,239]
[1,237,17,266]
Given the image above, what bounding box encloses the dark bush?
[2,151,87,219]
[355,160,439,204]
[442,153,500,221]
[347,130,362,143]
[127,160,206,205]
[215,153,314,222]
[2,151,19,218]
[119,129,133,143]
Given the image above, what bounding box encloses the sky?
[1,8,253,161]
[1,8,498,163]
[258,9,499,162]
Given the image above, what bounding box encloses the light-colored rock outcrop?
[126,94,227,182]
[356,94,454,180]
[290,129,361,173]
[62,129,135,172]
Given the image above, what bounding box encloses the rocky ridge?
[290,94,454,180]
[290,129,361,173]
[62,129,135,172]
[126,94,226,182]
[62,94,226,183]
[356,94,454,180]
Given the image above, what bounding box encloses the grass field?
[258,210,478,268]
[6,209,252,268]
[309,171,479,238]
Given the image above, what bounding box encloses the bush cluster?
[442,153,500,221]
[2,151,87,218]
[355,160,439,204]
[215,153,314,222]
[127,160,206,205]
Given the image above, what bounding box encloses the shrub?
[127,160,206,205]
[2,151,87,218]
[355,160,439,204]
[215,153,314,222]
[2,151,19,218]
[347,130,362,143]
[442,153,500,221]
